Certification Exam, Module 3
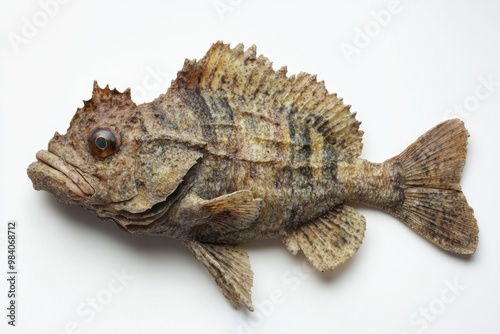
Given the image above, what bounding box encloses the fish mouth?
[27,150,94,202]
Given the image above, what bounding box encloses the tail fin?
[386,119,478,254]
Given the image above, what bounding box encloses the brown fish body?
[139,90,400,244]
[27,42,478,311]
[132,89,345,241]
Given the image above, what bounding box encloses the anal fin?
[283,205,366,271]
[185,241,254,311]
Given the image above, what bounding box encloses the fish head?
[28,81,205,228]
[27,81,144,214]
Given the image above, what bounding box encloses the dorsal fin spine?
[209,46,231,91]
[295,77,323,117]
[286,73,316,109]
[314,99,342,129]
[200,44,224,90]
[245,61,270,98]
[301,87,328,123]
[229,44,246,95]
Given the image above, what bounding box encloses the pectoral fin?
[283,205,366,272]
[202,190,262,232]
[183,190,262,235]
[185,241,254,311]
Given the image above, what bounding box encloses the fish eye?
[88,128,120,159]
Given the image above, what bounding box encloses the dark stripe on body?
[285,107,314,224]
[178,89,218,143]
[321,141,338,182]
[205,94,235,124]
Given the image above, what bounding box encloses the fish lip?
[32,150,94,197]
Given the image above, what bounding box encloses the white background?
[1,1,500,333]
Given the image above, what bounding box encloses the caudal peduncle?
[337,159,405,210]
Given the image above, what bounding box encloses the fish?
[27,42,479,311]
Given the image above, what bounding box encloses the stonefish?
[28,42,478,311]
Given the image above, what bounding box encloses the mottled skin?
[138,89,400,244]
[27,42,478,311]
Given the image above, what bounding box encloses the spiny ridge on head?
[66,81,137,131]
[83,81,136,112]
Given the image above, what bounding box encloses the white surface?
[1,1,500,333]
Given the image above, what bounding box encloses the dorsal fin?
[171,41,363,161]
